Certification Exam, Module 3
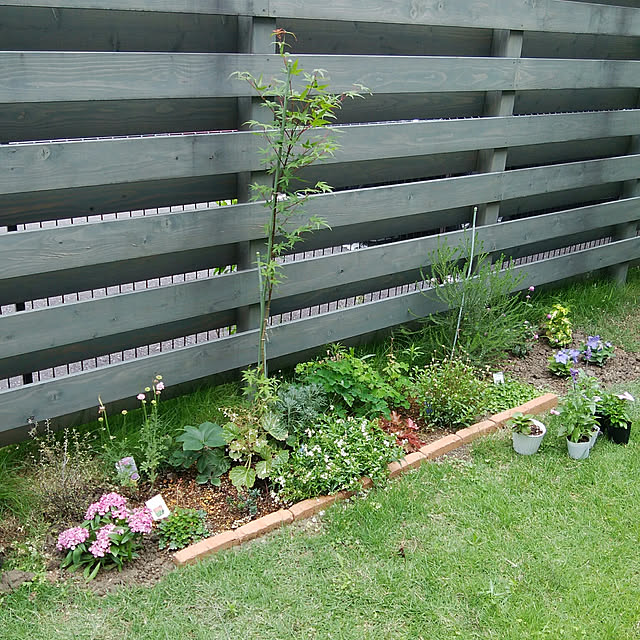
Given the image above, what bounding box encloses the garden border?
[172,393,558,566]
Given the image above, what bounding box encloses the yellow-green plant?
[543,303,573,347]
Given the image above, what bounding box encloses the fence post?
[475,29,523,228]
[235,16,276,337]
[610,131,640,285]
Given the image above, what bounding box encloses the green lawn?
[2,270,640,639]
[3,401,640,639]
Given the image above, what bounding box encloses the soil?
[6,331,639,594]
[498,330,640,396]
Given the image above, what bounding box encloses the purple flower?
[528,286,535,292]
[586,335,601,350]
[554,351,569,365]
[56,526,90,551]
[568,349,580,363]
[570,368,579,383]
[584,346,592,361]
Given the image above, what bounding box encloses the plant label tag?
[493,372,505,385]
[115,456,139,480]
[145,494,170,520]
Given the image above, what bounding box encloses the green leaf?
[255,459,270,479]
[72,546,83,566]
[272,448,290,470]
[263,413,288,441]
[229,465,256,489]
[176,422,226,451]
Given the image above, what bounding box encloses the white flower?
[617,391,635,402]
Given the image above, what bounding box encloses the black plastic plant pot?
[595,415,610,437]
[607,422,631,445]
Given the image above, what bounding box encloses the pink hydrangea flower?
[127,507,154,534]
[89,524,116,558]
[85,492,128,520]
[56,526,90,551]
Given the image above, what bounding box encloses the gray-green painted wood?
[0,175,236,227]
[4,111,639,197]
[3,54,639,104]
[0,7,238,53]
[3,196,638,376]
[0,1,268,16]
[0,98,238,145]
[3,236,640,436]
[281,19,493,57]
[270,0,640,37]
[4,0,639,35]
[3,154,639,303]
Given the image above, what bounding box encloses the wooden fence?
[1,0,640,442]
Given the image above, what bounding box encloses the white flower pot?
[567,438,591,460]
[589,426,600,449]
[512,421,546,455]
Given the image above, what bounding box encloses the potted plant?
[554,372,600,460]
[596,391,635,445]
[507,412,546,455]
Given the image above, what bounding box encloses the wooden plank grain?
[3,235,640,435]
[4,111,640,197]
[0,53,517,103]
[270,0,640,37]
[2,53,639,105]
[3,0,640,36]
[3,154,640,302]
[3,196,638,376]
[0,1,269,16]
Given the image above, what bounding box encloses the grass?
[2,420,640,639]
[2,268,640,637]
[531,268,640,353]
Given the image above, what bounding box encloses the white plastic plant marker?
[493,372,505,385]
[146,494,170,520]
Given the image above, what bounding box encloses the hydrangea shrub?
[56,492,154,580]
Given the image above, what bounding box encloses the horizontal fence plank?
[3,197,638,376]
[3,154,640,302]
[2,235,640,436]
[3,0,640,36]
[2,54,639,104]
[270,0,640,37]
[0,1,269,16]
[0,7,239,53]
[3,110,639,197]
[0,174,236,227]
[0,98,239,144]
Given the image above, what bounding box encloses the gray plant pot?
[512,421,546,455]
[589,426,600,449]
[567,438,591,460]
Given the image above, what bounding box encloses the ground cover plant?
[0,267,639,626]
[2,398,640,638]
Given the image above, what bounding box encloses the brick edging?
[173,392,558,566]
